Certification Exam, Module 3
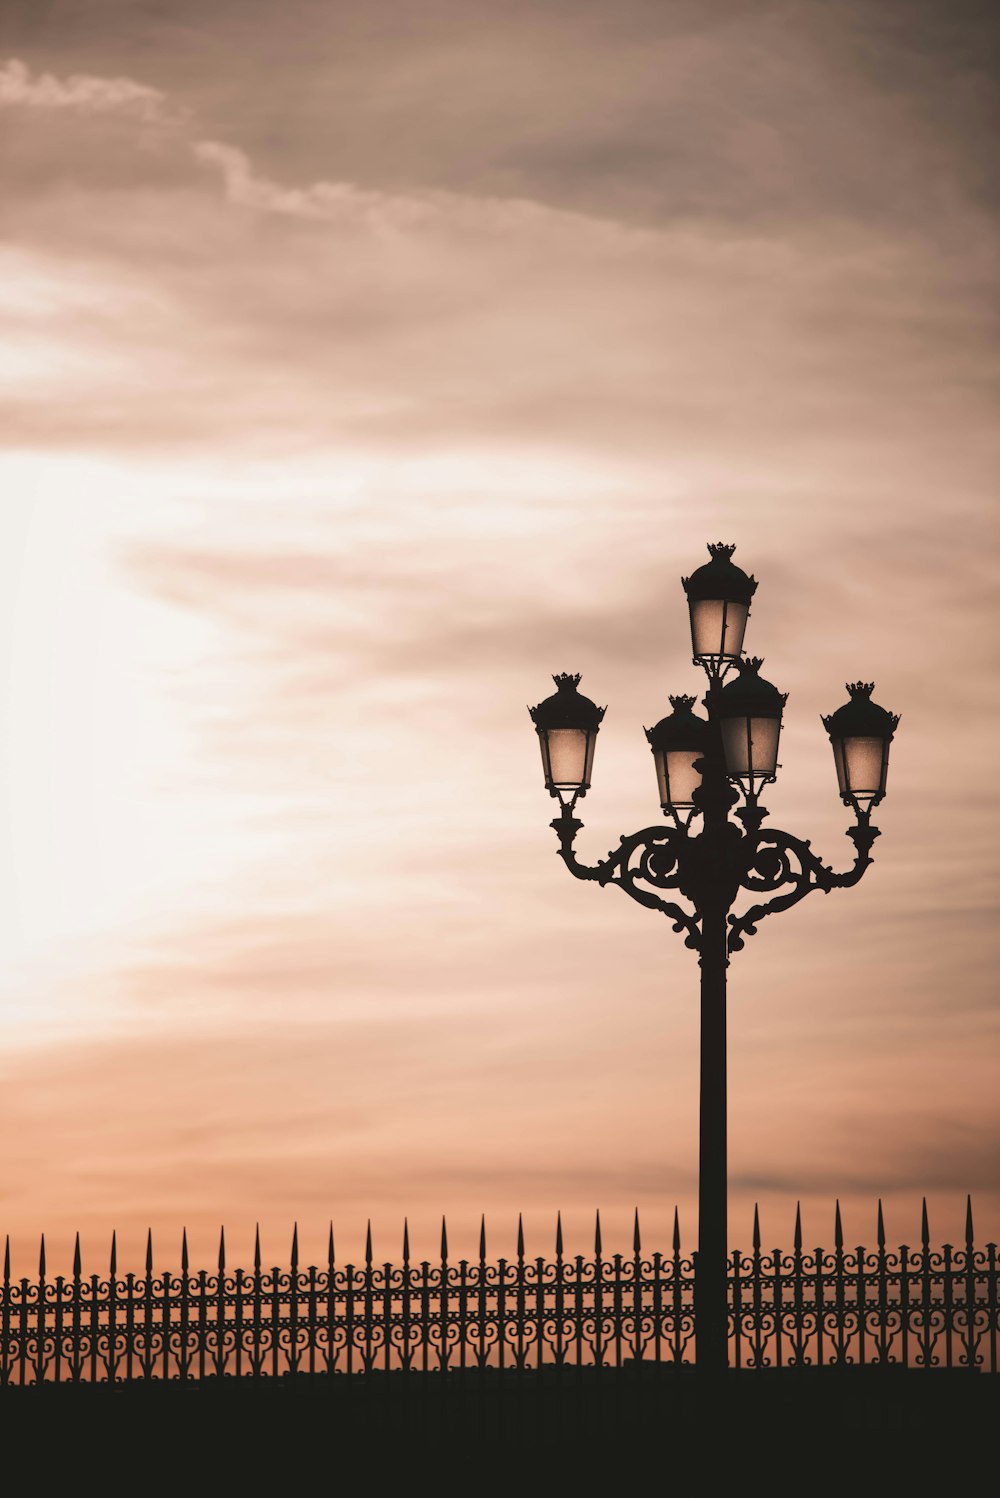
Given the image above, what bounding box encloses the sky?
[0,0,997,1274]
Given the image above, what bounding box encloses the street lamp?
[823,682,899,814]
[529,672,605,805]
[528,543,898,1374]
[682,541,757,670]
[645,695,709,824]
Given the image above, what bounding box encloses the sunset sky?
[0,0,997,1273]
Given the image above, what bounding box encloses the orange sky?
[0,1,997,1274]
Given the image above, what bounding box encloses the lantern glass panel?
[835,735,886,801]
[544,726,592,790]
[721,715,780,781]
[689,599,748,661]
[655,747,703,810]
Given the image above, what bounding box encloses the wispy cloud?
[0,56,171,120]
[0,5,997,1263]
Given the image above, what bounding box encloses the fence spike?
[794,1202,802,1252]
[39,1233,46,1278]
[479,1215,486,1262]
[73,1232,81,1278]
[834,1200,843,1251]
[594,1210,602,1256]
[146,1229,153,1275]
[254,1223,261,1272]
[966,1195,974,1248]
[672,1206,680,1254]
[218,1227,226,1272]
[328,1222,335,1268]
[109,1230,116,1276]
[921,1198,930,1249]
[633,1208,641,1254]
[877,1199,886,1250]
[752,1203,761,1252]
[440,1216,448,1262]
[517,1213,525,1259]
[181,1228,189,1274]
[3,1235,9,1281]
[291,1222,299,1271]
[402,1219,410,1263]
[365,1220,372,1266]
[556,1212,563,1257]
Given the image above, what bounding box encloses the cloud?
[0,56,170,121]
[0,11,997,1264]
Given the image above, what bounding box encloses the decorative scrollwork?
[551,811,701,950]
[728,825,879,955]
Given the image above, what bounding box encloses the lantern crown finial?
[718,656,788,718]
[822,682,899,739]
[529,673,605,730]
[668,693,698,711]
[682,542,757,605]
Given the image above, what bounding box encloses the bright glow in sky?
[0,1,997,1273]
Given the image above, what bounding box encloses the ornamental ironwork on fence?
[1,1200,995,1386]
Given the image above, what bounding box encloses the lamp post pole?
[529,543,899,1374]
[693,697,736,1374]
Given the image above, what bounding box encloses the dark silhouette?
[0,1200,992,1387]
[529,543,899,1371]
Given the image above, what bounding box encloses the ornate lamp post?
[528,543,899,1373]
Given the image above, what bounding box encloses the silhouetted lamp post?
[528,543,899,1373]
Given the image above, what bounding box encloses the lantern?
[645,695,709,817]
[717,656,787,787]
[528,673,605,801]
[681,543,757,669]
[822,682,899,810]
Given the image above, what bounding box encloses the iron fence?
[1,1199,995,1385]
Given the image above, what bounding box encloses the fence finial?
[633,1208,641,1254]
[517,1213,525,1259]
[328,1222,335,1268]
[752,1203,761,1252]
[218,1227,226,1272]
[672,1206,681,1254]
[109,1230,116,1276]
[479,1215,486,1262]
[402,1219,410,1264]
[291,1223,299,1271]
[556,1211,564,1257]
[3,1236,9,1282]
[594,1210,602,1256]
[440,1216,448,1262]
[834,1200,843,1251]
[794,1202,802,1252]
[966,1195,974,1248]
[39,1233,46,1278]
[921,1198,930,1250]
[877,1199,886,1250]
[365,1220,372,1266]
[181,1228,189,1274]
[254,1223,261,1272]
[146,1229,153,1275]
[73,1232,81,1278]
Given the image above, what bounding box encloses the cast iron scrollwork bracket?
[551,809,702,951]
[727,818,880,954]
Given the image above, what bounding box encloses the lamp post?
[528,543,899,1374]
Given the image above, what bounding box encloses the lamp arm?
[549,806,702,950]
[728,818,880,954]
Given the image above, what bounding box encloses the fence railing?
[1,1199,995,1385]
